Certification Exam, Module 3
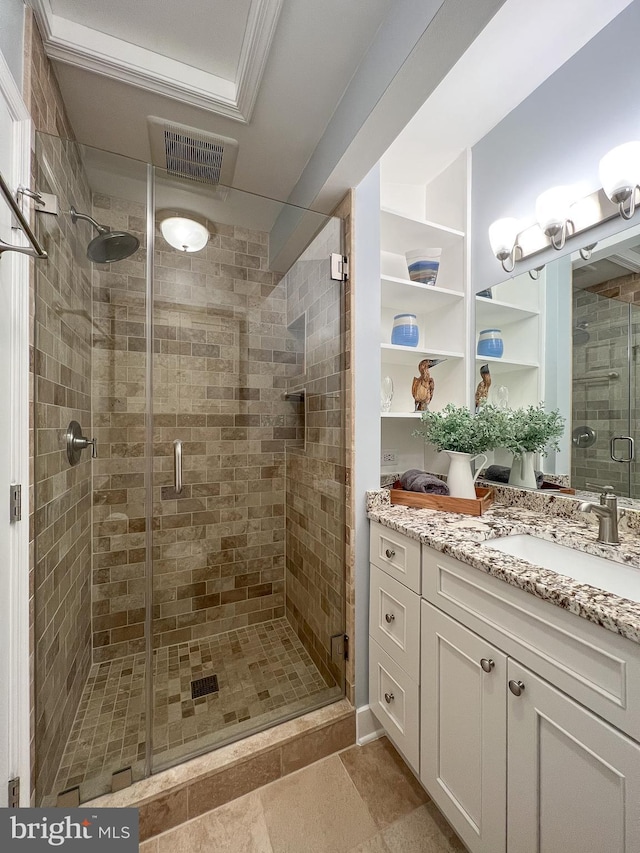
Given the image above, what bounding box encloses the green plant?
[502,404,565,456]
[412,403,507,455]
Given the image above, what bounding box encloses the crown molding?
[28,0,282,123]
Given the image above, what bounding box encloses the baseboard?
[356,704,384,746]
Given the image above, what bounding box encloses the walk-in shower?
[32,132,346,806]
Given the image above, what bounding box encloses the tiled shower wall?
[32,135,94,799]
[91,205,323,659]
[91,193,148,663]
[26,9,95,802]
[283,218,346,688]
[572,287,631,493]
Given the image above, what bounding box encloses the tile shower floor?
[46,618,339,805]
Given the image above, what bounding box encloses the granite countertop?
[367,491,640,645]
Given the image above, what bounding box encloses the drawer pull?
[385,613,395,623]
[508,679,525,697]
[385,548,396,559]
[384,692,395,704]
[480,658,495,673]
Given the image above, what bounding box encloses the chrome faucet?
[578,484,620,545]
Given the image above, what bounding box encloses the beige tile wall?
[31,138,94,802]
[92,208,324,658]
[91,192,149,663]
[26,8,96,803]
[282,217,346,688]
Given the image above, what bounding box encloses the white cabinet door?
[421,600,507,853]
[507,660,640,853]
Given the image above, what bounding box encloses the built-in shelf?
[475,296,540,327]
[381,411,423,418]
[380,208,464,255]
[382,276,464,313]
[382,343,464,366]
[475,354,539,373]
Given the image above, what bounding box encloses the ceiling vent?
[148,117,238,188]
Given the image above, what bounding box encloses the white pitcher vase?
[508,451,537,489]
[445,450,488,499]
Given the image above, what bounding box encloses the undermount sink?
[481,534,640,603]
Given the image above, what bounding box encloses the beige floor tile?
[340,738,428,829]
[347,834,392,853]
[260,755,377,853]
[381,803,467,853]
[139,840,158,852]
[156,791,273,853]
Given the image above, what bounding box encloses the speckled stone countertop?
[367,489,640,645]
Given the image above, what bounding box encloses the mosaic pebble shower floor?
[46,618,339,804]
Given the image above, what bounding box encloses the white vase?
[508,452,537,489]
[445,450,488,499]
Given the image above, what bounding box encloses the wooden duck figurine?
[475,363,491,410]
[412,358,437,411]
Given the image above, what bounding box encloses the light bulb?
[160,217,209,252]
[535,186,574,237]
[488,218,520,260]
[598,141,640,204]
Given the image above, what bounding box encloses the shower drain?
[191,674,219,699]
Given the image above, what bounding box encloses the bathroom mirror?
[475,222,640,501]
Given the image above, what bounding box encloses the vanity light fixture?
[488,217,521,272]
[598,141,640,220]
[535,185,574,250]
[160,215,209,253]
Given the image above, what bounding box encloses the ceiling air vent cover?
[148,117,238,186]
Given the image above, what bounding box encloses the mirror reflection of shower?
[70,205,140,263]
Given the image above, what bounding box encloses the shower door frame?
[0,55,32,806]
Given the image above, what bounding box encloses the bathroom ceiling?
[29,0,398,204]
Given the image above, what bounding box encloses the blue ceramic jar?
[391,314,419,347]
[477,328,503,358]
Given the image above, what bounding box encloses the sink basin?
[481,534,640,603]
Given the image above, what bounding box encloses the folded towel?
[484,464,544,488]
[399,469,449,495]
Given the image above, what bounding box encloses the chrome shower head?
[70,205,140,263]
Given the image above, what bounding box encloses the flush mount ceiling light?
[160,216,209,252]
[598,141,640,220]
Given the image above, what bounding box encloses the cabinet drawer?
[422,545,640,741]
[370,520,421,593]
[369,637,419,772]
[369,563,420,680]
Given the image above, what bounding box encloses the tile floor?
[46,619,339,805]
[139,737,466,853]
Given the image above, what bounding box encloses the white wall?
[354,164,381,708]
[471,0,640,291]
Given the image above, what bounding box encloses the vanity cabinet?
[369,521,640,852]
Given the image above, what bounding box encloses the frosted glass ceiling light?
[488,217,521,272]
[160,216,209,252]
[535,185,574,250]
[599,141,640,220]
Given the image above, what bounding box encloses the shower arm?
[70,206,110,235]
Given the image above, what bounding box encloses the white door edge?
[0,47,32,806]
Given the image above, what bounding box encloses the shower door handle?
[173,439,183,494]
[610,436,634,463]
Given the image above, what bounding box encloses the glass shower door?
[150,171,346,772]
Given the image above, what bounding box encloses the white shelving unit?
[379,155,470,476]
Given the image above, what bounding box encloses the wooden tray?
[390,485,494,516]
